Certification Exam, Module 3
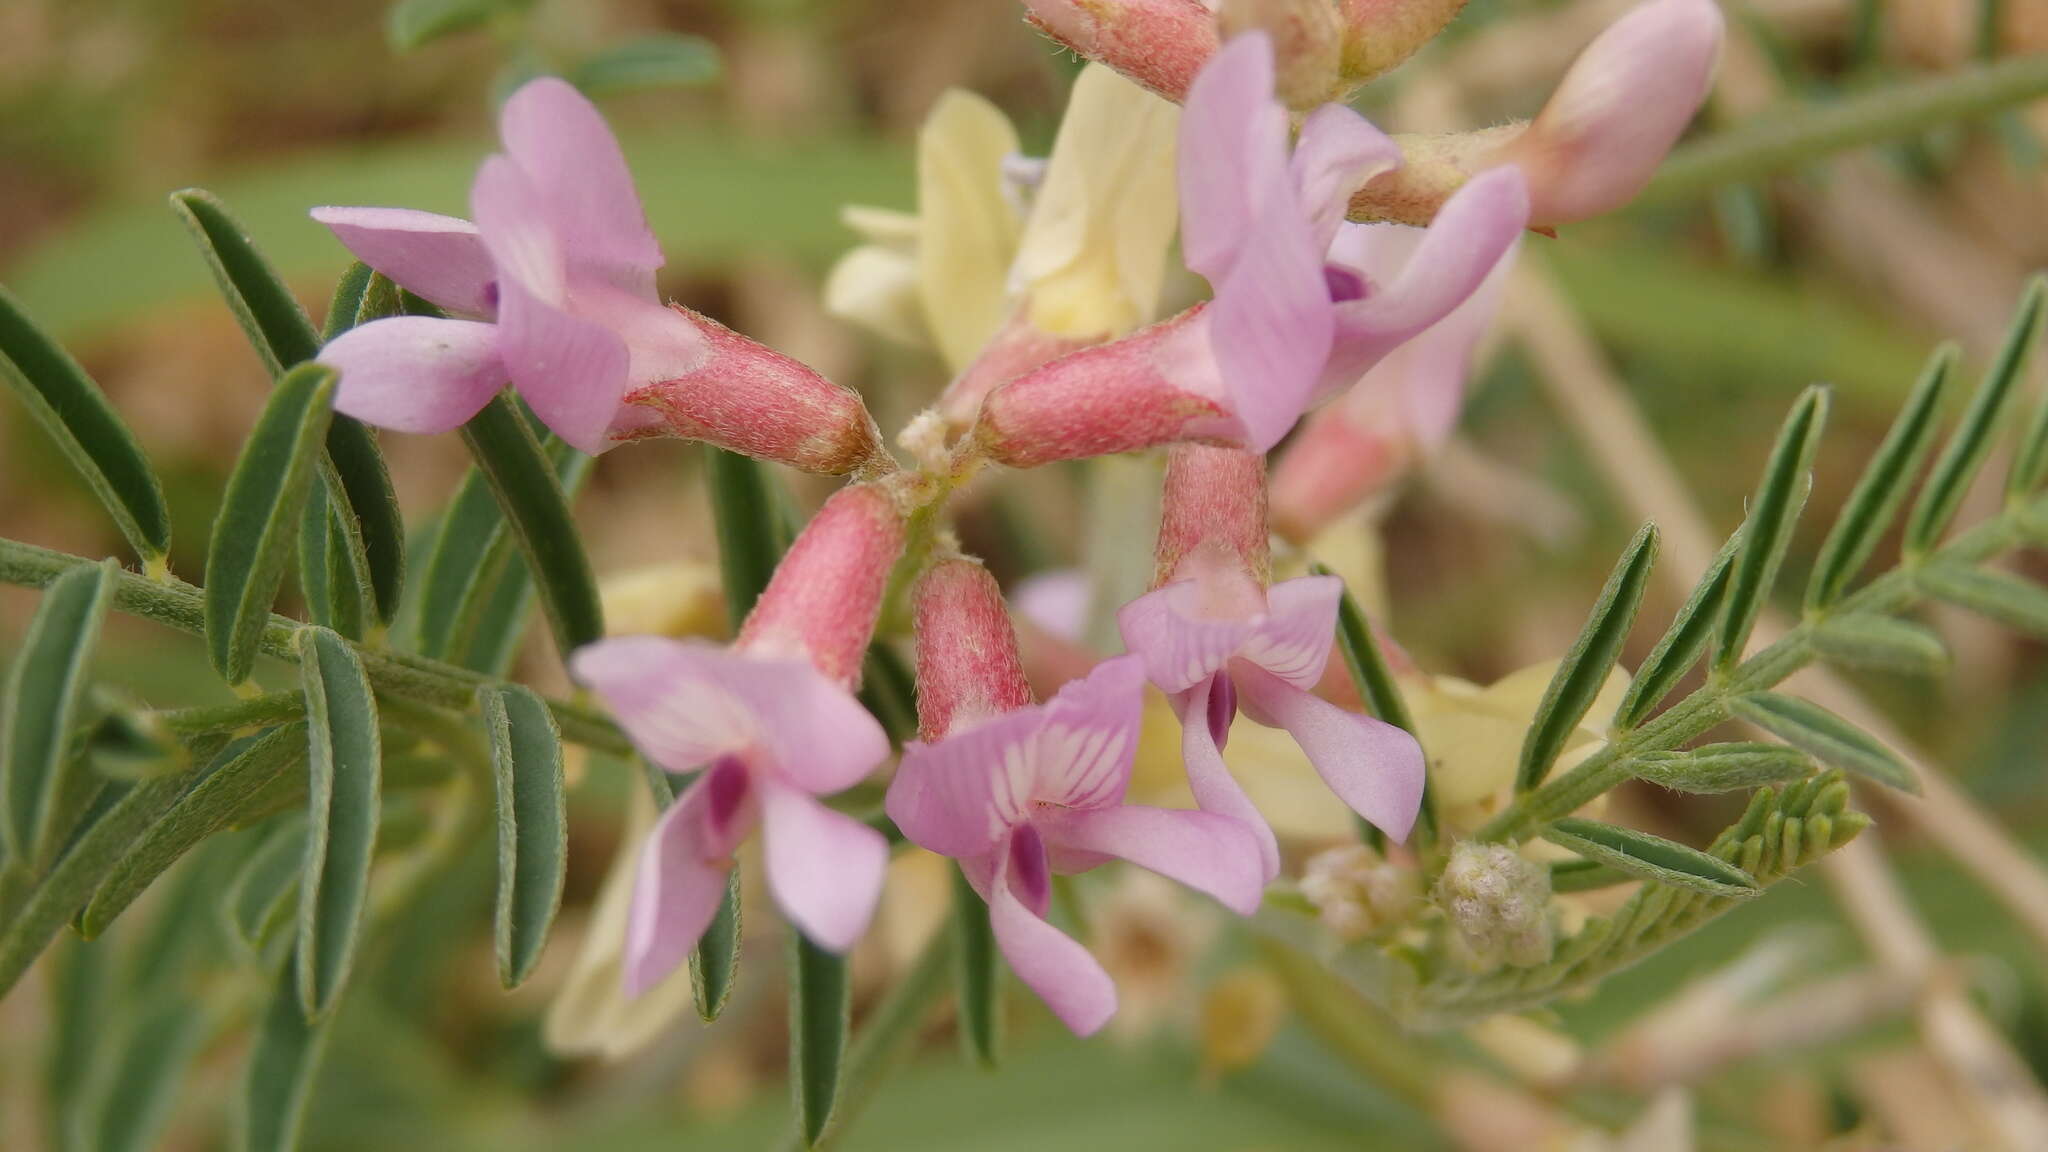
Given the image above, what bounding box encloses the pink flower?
[977,33,1527,467]
[574,638,890,992]
[1119,509,1424,880]
[313,78,881,471]
[886,655,1264,1035]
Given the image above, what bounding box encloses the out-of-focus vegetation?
[3,0,2048,1149]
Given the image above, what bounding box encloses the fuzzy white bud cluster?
[1300,844,1421,942]
[1436,842,1554,971]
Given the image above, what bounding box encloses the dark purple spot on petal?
[706,756,750,836]
[1007,824,1052,916]
[1323,264,1369,303]
[1207,672,1238,751]
[480,280,501,314]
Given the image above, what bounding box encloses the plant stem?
[0,536,631,756]
[1643,53,2048,202]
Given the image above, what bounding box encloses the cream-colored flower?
[826,64,1179,372]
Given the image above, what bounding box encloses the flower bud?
[1299,842,1423,941]
[1219,0,1344,108]
[617,305,890,476]
[938,309,1100,428]
[1268,402,1413,544]
[1021,0,1221,102]
[1338,0,1475,84]
[973,306,1239,468]
[736,483,907,686]
[911,558,1035,740]
[1436,842,1553,971]
[1156,444,1271,586]
[1500,0,1723,225]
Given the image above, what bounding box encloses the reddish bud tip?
[911,559,1035,741]
[938,307,1102,429]
[1157,444,1272,585]
[1022,0,1221,102]
[737,483,907,686]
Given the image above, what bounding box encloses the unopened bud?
[912,558,1035,740]
[1156,444,1271,586]
[618,305,890,476]
[974,306,1239,468]
[1337,0,1474,84]
[1268,401,1413,544]
[1436,842,1553,971]
[1021,0,1222,102]
[1219,0,1344,108]
[1300,843,1423,941]
[938,308,1099,428]
[1498,0,1723,224]
[736,483,907,686]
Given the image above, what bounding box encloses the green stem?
[157,692,305,736]
[1478,501,2029,843]
[0,536,631,756]
[1644,53,2048,202]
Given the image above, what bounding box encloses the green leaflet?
[296,627,382,1019]
[176,192,405,627]
[2,557,117,873]
[1548,858,1634,893]
[1908,278,2044,549]
[2006,279,2048,494]
[80,724,307,938]
[691,870,744,1022]
[46,936,108,1152]
[1917,564,2048,638]
[0,772,189,1000]
[1718,387,1829,671]
[318,262,401,343]
[221,817,308,958]
[481,684,567,989]
[1615,535,1738,729]
[952,863,999,1068]
[791,932,852,1148]
[1805,345,1956,609]
[1729,691,1918,794]
[0,285,171,563]
[1809,614,1948,674]
[1517,524,1659,794]
[1629,742,1814,794]
[459,395,604,661]
[574,34,722,93]
[1315,562,1430,841]
[205,365,337,684]
[1542,818,1760,898]
[298,484,366,639]
[69,996,210,1152]
[240,955,334,1152]
[387,0,517,51]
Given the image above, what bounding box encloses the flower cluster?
[309,0,1721,1035]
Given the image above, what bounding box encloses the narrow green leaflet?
[692,871,743,1022]
[791,933,851,1148]
[1917,565,2048,638]
[387,0,515,51]
[1542,818,1760,897]
[3,557,116,872]
[298,486,366,639]
[1810,614,1948,674]
[1629,743,1814,794]
[481,684,566,989]
[318,262,401,343]
[1615,534,1738,729]
[1730,691,1918,793]
[46,937,108,1152]
[460,395,604,660]
[1548,858,1634,893]
[1718,386,1829,670]
[0,286,171,563]
[1805,345,1955,609]
[1517,524,1659,793]
[0,773,189,1000]
[80,724,307,938]
[1906,279,2043,550]
[952,864,999,1067]
[2006,279,2048,494]
[70,997,210,1152]
[296,627,382,1018]
[574,34,722,94]
[240,956,334,1152]
[221,817,308,957]
[175,191,405,627]
[1315,562,1430,840]
[205,364,336,684]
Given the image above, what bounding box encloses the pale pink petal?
[471,155,568,306]
[1322,167,1528,393]
[1039,803,1265,915]
[989,842,1118,1036]
[497,77,663,273]
[1208,157,1334,454]
[1238,574,1341,689]
[1234,664,1424,842]
[1116,579,1260,694]
[1287,104,1400,257]
[317,316,504,434]
[759,783,887,952]
[1012,570,1093,645]
[1175,676,1280,881]
[1177,33,1290,285]
[310,206,497,318]
[623,775,745,997]
[886,706,1042,859]
[1031,655,1147,809]
[1397,236,1515,449]
[493,275,631,454]
[588,286,712,391]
